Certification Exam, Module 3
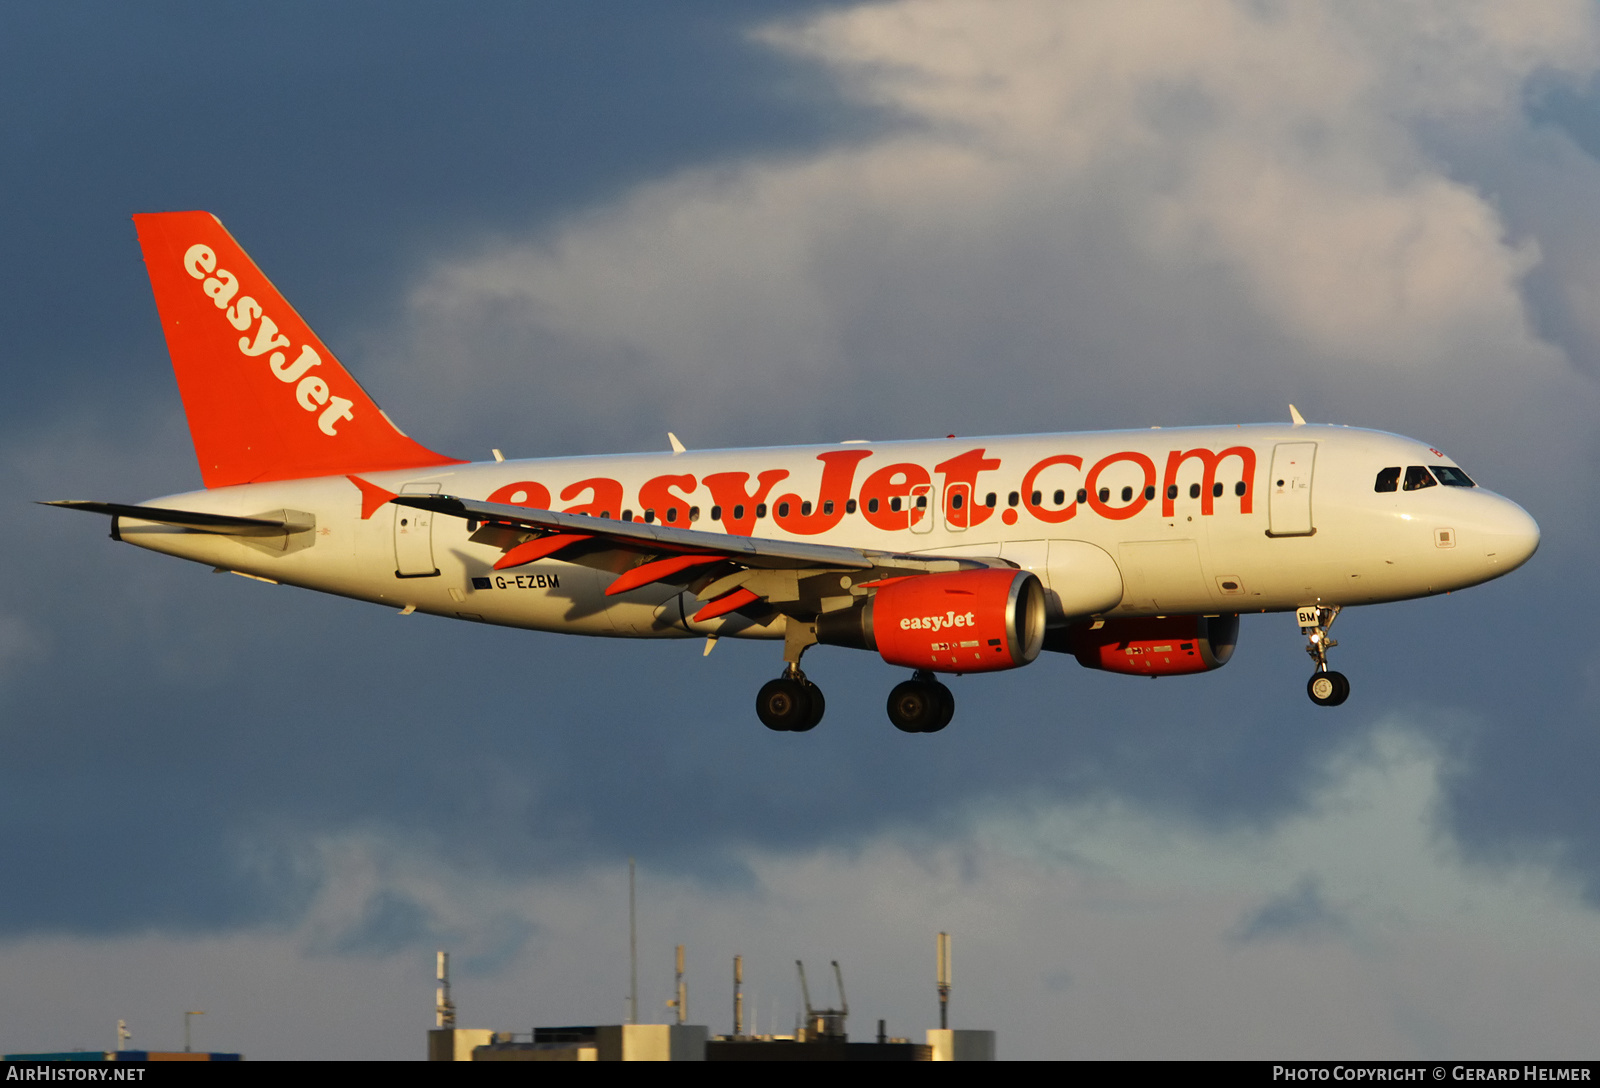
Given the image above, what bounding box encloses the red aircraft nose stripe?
[605,554,723,596]
[692,587,762,623]
[494,533,593,570]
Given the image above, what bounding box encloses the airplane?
[46,211,1541,733]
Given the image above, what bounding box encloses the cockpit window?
[1403,466,1437,491]
[1374,467,1400,493]
[1430,465,1475,487]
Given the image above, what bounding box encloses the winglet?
[1289,404,1307,426]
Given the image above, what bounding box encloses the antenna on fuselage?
[1289,404,1307,426]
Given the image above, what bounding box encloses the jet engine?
[818,568,1047,673]
[1049,614,1239,676]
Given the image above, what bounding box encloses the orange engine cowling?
[1050,614,1239,676]
[817,568,1047,673]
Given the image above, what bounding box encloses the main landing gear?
[758,621,827,732]
[756,668,826,732]
[756,668,956,733]
[1300,605,1350,707]
[887,671,954,733]
[753,618,957,732]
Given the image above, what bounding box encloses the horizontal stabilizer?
[40,501,309,536]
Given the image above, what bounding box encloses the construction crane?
[795,959,849,1041]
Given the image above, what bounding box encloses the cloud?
[375,0,1599,469]
[11,1,1600,1058]
[1231,876,1348,943]
[2,718,1596,1058]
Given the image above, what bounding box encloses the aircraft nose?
[1483,495,1540,573]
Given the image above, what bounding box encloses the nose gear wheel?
[1300,605,1350,707]
[1307,670,1349,706]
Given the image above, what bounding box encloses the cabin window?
[710,505,721,521]
[667,506,679,523]
[1403,466,1437,491]
[1234,481,1246,497]
[1007,491,1020,507]
[1374,467,1400,493]
[1213,482,1223,498]
[1167,485,1179,500]
[1030,490,1042,506]
[777,502,791,518]
[984,492,996,508]
[951,493,964,510]
[801,501,813,516]
[1121,486,1133,502]
[643,509,656,523]
[756,503,768,518]
[868,498,880,514]
[1189,483,1200,499]
[689,506,700,522]
[1098,488,1110,503]
[1076,489,1086,504]
[1431,466,1476,487]
[915,495,927,509]
[823,500,835,515]
[622,510,634,522]
[846,499,857,514]
[1144,486,1155,501]
[733,504,745,520]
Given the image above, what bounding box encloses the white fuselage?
[114,424,1541,640]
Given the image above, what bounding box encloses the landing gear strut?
[887,670,955,733]
[758,620,826,731]
[1299,605,1349,707]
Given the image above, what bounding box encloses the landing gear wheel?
[887,676,953,733]
[925,681,954,733]
[1307,671,1350,707]
[757,677,814,731]
[793,681,825,732]
[887,680,937,733]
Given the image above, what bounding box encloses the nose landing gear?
[1299,605,1349,706]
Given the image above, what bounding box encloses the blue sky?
[5,0,1600,1059]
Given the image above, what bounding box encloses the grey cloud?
[5,4,1600,1044]
[1231,876,1348,943]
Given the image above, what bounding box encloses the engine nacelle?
[1049,614,1239,676]
[818,568,1047,673]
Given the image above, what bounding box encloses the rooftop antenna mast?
[733,954,744,1037]
[666,944,687,1025]
[436,950,456,1029]
[627,858,638,1024]
[936,932,951,1030]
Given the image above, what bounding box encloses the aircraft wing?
[394,494,1003,573]
[393,493,1010,622]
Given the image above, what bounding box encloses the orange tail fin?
[134,211,464,488]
